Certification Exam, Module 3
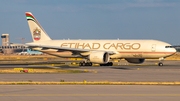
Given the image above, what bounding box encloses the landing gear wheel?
[88,62,92,66]
[79,62,92,66]
[158,62,163,66]
[100,62,113,66]
[79,62,85,66]
[79,63,83,66]
[82,62,86,66]
[158,57,165,66]
[108,62,113,66]
[100,64,104,66]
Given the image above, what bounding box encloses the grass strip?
[0,82,180,85]
[0,69,82,73]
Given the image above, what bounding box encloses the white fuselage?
[28,39,176,59]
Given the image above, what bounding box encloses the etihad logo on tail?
[33,28,41,41]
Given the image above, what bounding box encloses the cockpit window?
[165,46,172,48]
[166,45,180,48]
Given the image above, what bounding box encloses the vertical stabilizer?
[25,12,51,42]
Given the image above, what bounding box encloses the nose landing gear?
[158,62,163,66]
[158,57,165,66]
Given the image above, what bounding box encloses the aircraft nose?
[172,48,177,53]
[166,47,176,54]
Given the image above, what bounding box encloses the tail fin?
[25,12,51,42]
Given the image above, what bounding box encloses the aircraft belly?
[142,52,173,58]
[142,53,165,59]
[47,51,171,59]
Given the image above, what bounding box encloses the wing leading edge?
[10,43,117,55]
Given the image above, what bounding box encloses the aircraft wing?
[10,43,117,55]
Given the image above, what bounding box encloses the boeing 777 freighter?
[13,12,176,66]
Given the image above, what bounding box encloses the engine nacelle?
[125,58,145,64]
[89,51,109,64]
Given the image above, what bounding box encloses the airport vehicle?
[13,12,177,66]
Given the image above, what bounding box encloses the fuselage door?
[152,44,156,52]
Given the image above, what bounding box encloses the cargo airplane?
[13,12,177,66]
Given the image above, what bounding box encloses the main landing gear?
[79,62,92,66]
[100,62,113,66]
[79,62,113,66]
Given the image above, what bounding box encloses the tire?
[100,64,103,66]
[89,63,92,66]
[158,63,163,66]
[82,63,85,66]
[85,63,89,66]
[109,62,113,66]
[79,63,82,66]
[106,62,113,66]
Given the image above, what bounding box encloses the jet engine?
[125,58,145,64]
[89,51,109,64]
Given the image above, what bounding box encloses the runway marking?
[1,94,180,96]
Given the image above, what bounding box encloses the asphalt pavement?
[0,85,180,101]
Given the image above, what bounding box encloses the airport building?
[0,34,26,54]
[1,34,9,46]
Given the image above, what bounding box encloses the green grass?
[0,68,82,73]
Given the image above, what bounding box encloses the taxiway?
[0,85,180,101]
[0,61,180,82]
